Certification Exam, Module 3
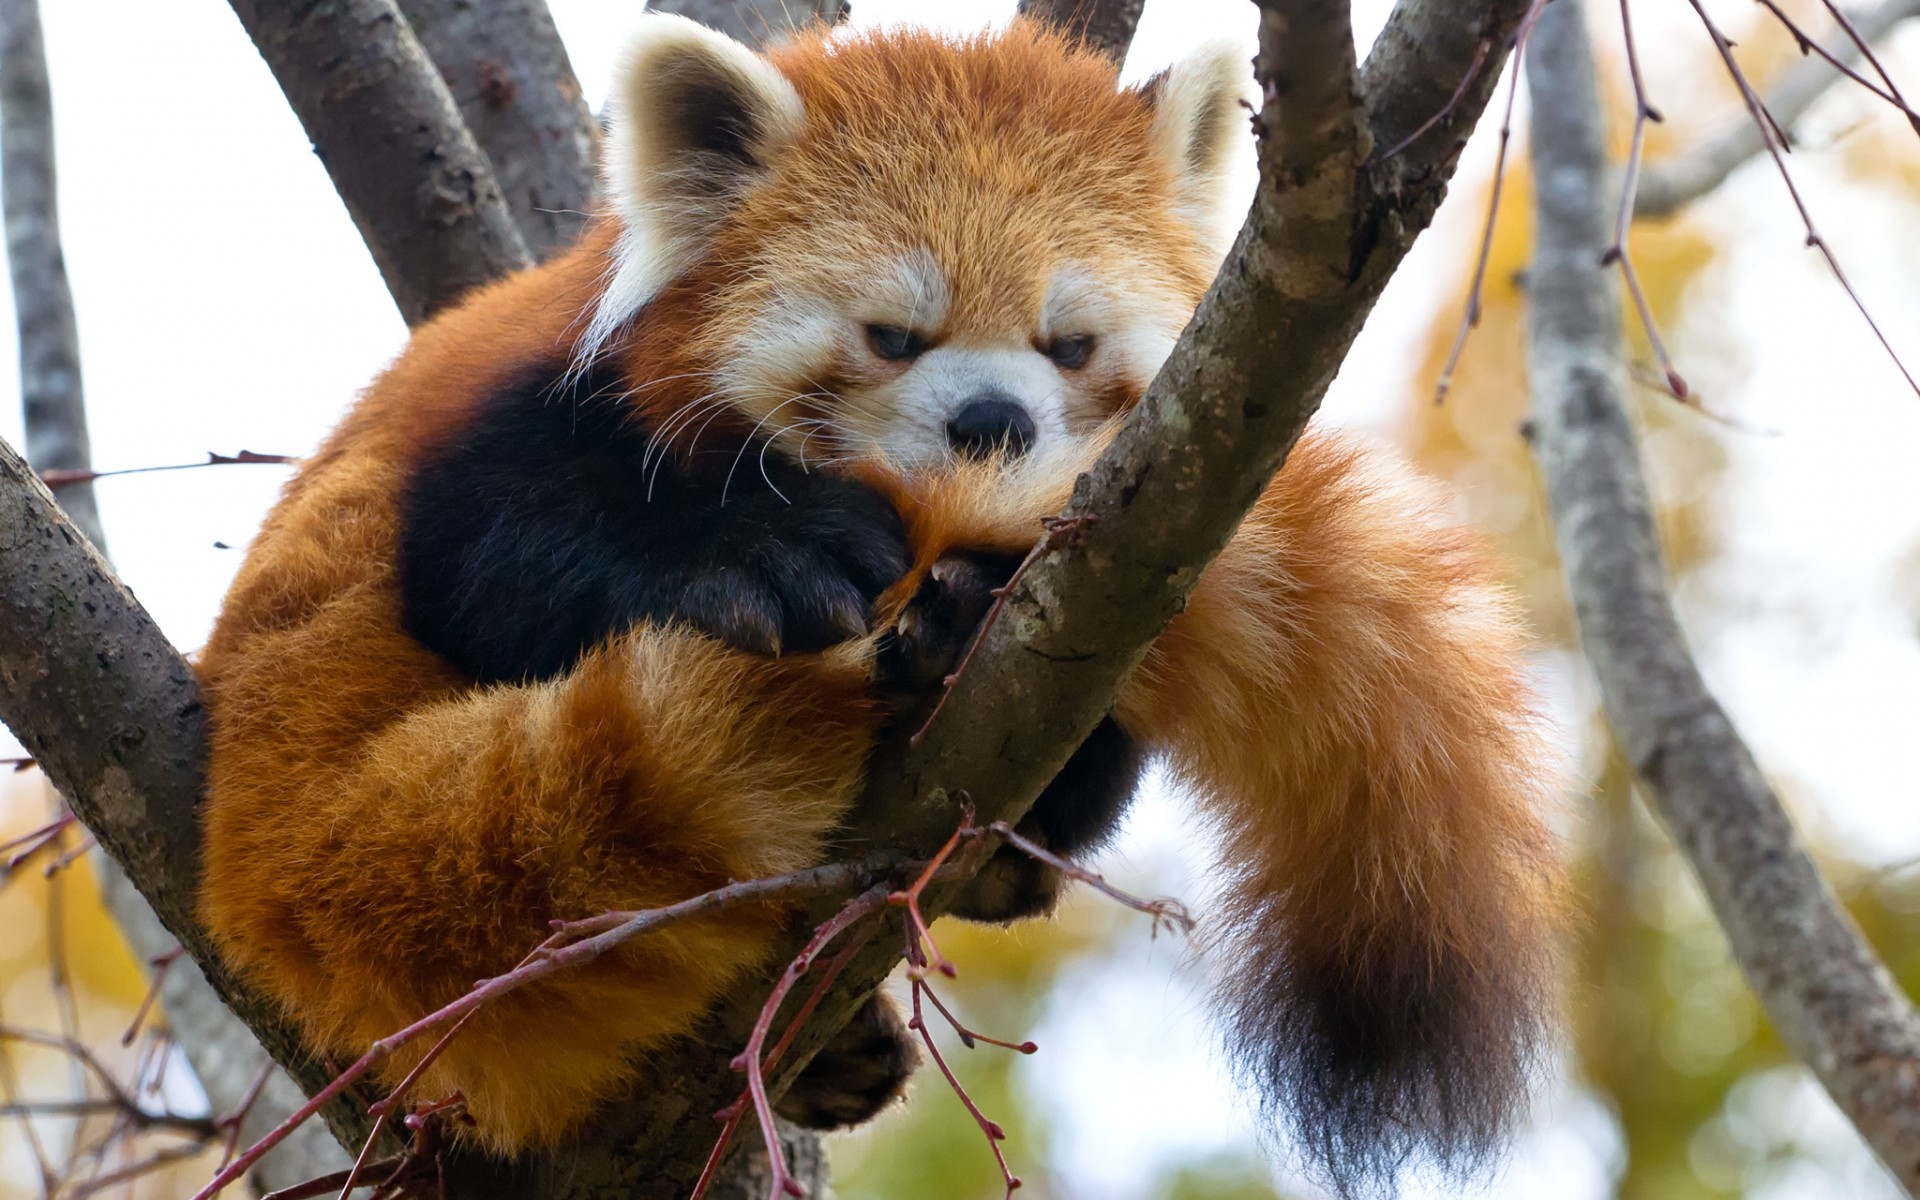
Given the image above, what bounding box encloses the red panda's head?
[583,17,1250,472]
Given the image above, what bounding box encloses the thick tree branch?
[225,0,532,325]
[1524,0,1920,1190]
[645,0,848,49]
[1636,0,1920,218]
[395,0,599,260]
[1016,0,1146,62]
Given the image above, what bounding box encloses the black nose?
[944,393,1035,460]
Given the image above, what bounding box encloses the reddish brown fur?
[199,20,1560,1175]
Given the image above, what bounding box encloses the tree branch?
[224,0,532,325]
[395,0,599,260]
[644,0,849,50]
[1015,0,1146,62]
[1524,0,1920,1189]
[1636,0,1920,218]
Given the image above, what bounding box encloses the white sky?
[2,1,1917,1197]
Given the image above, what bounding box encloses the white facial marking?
[877,346,1067,465]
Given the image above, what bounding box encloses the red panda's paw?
[776,991,920,1129]
[877,552,1021,693]
[684,477,914,657]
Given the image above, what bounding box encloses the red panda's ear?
[584,15,806,353]
[1136,41,1253,249]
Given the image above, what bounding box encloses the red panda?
[196,15,1562,1191]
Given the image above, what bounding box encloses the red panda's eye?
[1046,335,1095,371]
[865,324,928,362]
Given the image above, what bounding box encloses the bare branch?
[395,0,599,260]
[1636,0,1920,217]
[1,0,101,550]
[224,0,532,325]
[1016,0,1146,62]
[1524,0,1920,1189]
[644,0,848,50]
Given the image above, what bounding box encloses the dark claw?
[879,552,1021,692]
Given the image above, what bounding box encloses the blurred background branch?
[1525,0,1920,1190]
[1636,0,1920,217]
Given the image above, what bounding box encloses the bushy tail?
[1116,432,1563,1193]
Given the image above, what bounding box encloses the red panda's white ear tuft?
[583,15,805,356]
[1139,41,1253,251]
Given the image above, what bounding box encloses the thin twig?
[122,947,184,1046]
[191,859,888,1200]
[728,886,892,1200]
[911,514,1098,747]
[1816,0,1920,133]
[905,947,1021,1198]
[1435,0,1553,403]
[988,822,1196,938]
[37,451,299,488]
[1381,38,1493,160]
[1608,0,1689,400]
[1682,0,1920,397]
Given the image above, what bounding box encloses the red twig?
[987,822,1197,939]
[911,513,1099,746]
[1755,0,1919,115]
[1382,38,1494,160]
[2,755,33,772]
[906,957,1021,1198]
[216,1059,276,1170]
[336,1011,475,1200]
[67,1141,211,1199]
[726,886,892,1200]
[1609,0,1690,400]
[1435,0,1553,404]
[191,860,884,1200]
[37,450,299,488]
[122,947,184,1046]
[888,804,980,979]
[691,926,878,1200]
[41,832,95,877]
[919,980,1037,1055]
[2,813,74,868]
[1684,0,1920,397]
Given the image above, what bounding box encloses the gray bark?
[1636,0,1920,218]
[396,0,599,260]
[1524,0,1920,1190]
[1016,0,1146,62]
[224,0,532,326]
